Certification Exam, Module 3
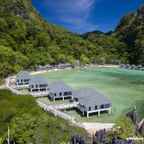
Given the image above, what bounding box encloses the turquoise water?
[38,68,144,122]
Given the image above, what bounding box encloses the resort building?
[29,76,49,93]
[48,81,73,101]
[16,71,31,89]
[74,88,112,117]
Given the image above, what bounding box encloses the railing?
[52,102,79,110]
[37,100,76,122]
[31,92,49,97]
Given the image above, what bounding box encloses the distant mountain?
[82,5,144,65]
[115,5,144,65]
[82,30,106,39]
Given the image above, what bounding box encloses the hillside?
[82,31,128,64]
[115,5,144,65]
[83,5,144,65]
[0,0,98,78]
[0,0,128,79]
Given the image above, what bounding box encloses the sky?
[32,0,144,33]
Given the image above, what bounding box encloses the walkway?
[5,77,28,95]
[36,99,115,135]
[37,99,76,123]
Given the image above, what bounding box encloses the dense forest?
[115,6,144,65]
[0,90,88,143]
[0,0,130,79]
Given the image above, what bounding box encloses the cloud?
[43,0,98,33]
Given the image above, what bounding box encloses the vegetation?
[0,0,132,80]
[115,116,135,139]
[83,5,144,66]
[83,33,128,64]
[0,90,87,144]
[115,5,144,65]
[0,0,93,79]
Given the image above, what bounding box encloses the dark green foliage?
[0,0,129,80]
[0,45,28,77]
[83,32,128,64]
[0,90,87,144]
[0,0,98,79]
[83,5,144,65]
[116,5,144,65]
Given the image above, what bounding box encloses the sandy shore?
[30,64,119,75]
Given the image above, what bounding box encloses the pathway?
[36,99,115,135]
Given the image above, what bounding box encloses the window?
[59,92,62,96]
[64,92,68,96]
[95,105,97,110]
[74,98,78,102]
[88,107,91,111]
[68,91,72,95]
[100,105,104,109]
[40,84,48,88]
[64,91,72,96]
[104,104,110,108]
[54,93,56,97]
[40,88,46,91]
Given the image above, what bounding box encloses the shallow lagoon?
[38,68,144,122]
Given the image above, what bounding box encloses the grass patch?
[0,90,87,143]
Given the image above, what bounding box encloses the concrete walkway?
[37,99,115,135]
